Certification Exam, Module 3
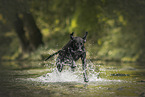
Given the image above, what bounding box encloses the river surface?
[0,60,145,97]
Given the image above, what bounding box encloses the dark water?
[0,60,145,97]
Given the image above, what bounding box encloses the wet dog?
[45,32,89,82]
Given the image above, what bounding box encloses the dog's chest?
[72,53,81,61]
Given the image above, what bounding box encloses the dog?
[45,32,89,82]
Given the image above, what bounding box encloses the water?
[0,60,145,97]
[28,60,99,83]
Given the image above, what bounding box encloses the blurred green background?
[0,0,145,62]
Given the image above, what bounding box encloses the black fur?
[45,32,89,82]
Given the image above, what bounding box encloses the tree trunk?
[14,14,31,53]
[23,12,44,51]
[14,13,44,54]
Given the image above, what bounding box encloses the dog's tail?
[44,50,61,61]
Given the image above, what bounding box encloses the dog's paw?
[84,78,89,82]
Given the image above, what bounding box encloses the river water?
[0,60,145,97]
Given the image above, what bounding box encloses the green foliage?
[1,0,145,62]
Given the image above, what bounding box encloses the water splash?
[29,69,83,82]
[28,60,122,84]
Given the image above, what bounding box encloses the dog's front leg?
[81,53,89,82]
[56,57,64,72]
[71,60,77,71]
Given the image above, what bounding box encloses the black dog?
[45,32,89,82]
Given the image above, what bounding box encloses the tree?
[0,0,44,54]
[14,12,44,53]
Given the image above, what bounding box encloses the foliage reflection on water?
[0,60,145,97]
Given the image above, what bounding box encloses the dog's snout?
[78,50,82,52]
[77,49,83,52]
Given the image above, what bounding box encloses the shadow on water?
[0,60,145,97]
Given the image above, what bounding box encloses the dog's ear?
[70,32,74,40]
[83,32,88,43]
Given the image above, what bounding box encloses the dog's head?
[70,32,88,52]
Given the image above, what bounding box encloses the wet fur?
[45,32,89,82]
